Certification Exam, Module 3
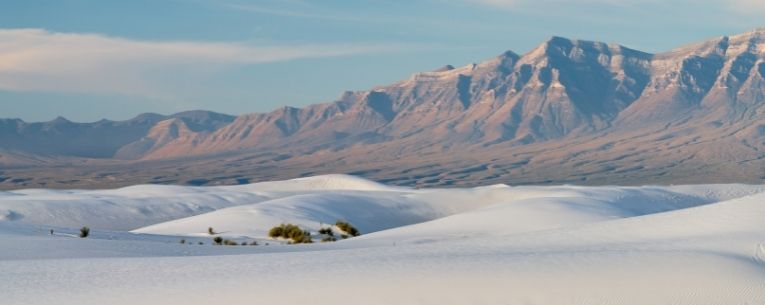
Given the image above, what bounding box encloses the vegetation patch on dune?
[269,223,313,244]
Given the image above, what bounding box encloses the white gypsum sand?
[1,174,764,305]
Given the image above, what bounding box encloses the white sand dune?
[1,175,765,305]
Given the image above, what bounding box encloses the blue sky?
[1,0,764,122]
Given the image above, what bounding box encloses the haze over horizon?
[2,0,765,122]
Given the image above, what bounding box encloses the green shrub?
[335,221,360,237]
[283,225,303,240]
[213,236,223,245]
[268,223,313,244]
[79,226,90,238]
[268,226,284,238]
[296,234,313,244]
[318,227,334,236]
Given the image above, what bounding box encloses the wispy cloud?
[216,1,518,33]
[221,3,359,21]
[465,0,629,8]
[0,28,413,96]
[466,0,765,13]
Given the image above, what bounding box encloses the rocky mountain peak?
[6,29,765,189]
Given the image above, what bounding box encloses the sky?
[1,0,764,122]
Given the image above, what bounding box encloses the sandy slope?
[1,175,765,304]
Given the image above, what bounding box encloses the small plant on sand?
[79,226,90,238]
[294,234,313,244]
[335,221,360,237]
[268,223,313,244]
[318,226,336,242]
[213,236,223,245]
[318,227,334,236]
[223,239,238,246]
[268,225,284,238]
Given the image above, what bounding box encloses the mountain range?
[3,29,765,189]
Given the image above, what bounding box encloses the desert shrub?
[321,236,337,242]
[208,227,216,235]
[296,234,313,244]
[249,241,258,246]
[268,226,284,238]
[318,227,334,236]
[223,239,238,246]
[282,225,303,240]
[335,221,360,237]
[268,224,312,244]
[198,242,204,245]
[180,239,186,244]
[213,236,223,245]
[340,234,349,239]
[79,226,90,238]
[241,241,247,246]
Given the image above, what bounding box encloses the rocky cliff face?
[4,29,765,188]
[135,29,765,160]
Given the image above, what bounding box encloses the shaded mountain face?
[132,38,656,159]
[3,29,765,189]
[137,30,765,159]
[0,111,235,159]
